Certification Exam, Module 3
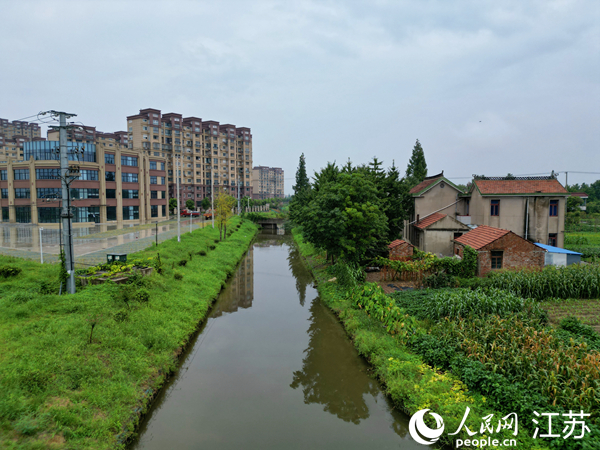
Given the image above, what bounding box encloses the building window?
[490,200,500,216]
[36,168,60,179]
[38,207,61,223]
[105,171,116,181]
[15,206,31,223]
[160,162,165,171]
[37,188,61,199]
[14,169,29,180]
[122,189,139,199]
[122,172,138,183]
[150,161,157,170]
[72,206,100,223]
[14,188,30,199]
[151,190,158,199]
[105,153,115,164]
[2,207,8,221]
[121,155,138,166]
[453,232,463,240]
[106,189,116,199]
[150,176,157,184]
[1,189,7,199]
[491,251,503,269]
[79,170,99,181]
[549,200,558,217]
[161,205,166,217]
[548,233,557,246]
[160,177,165,185]
[151,205,158,217]
[105,206,116,221]
[123,206,139,221]
[0,170,6,180]
[70,188,99,199]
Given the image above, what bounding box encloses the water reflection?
[290,299,379,424]
[287,245,314,306]
[211,247,254,317]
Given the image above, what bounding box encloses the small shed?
[412,213,470,256]
[534,243,582,267]
[388,239,414,259]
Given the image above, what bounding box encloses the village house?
[387,239,414,259]
[405,172,569,254]
[454,225,546,277]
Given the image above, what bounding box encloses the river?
[130,233,423,449]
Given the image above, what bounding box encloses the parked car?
[181,210,201,217]
[203,209,214,219]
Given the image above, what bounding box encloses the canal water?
[130,234,423,449]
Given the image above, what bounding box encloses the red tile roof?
[474,179,568,195]
[409,177,441,194]
[414,213,446,230]
[388,239,413,249]
[570,192,589,198]
[454,225,510,250]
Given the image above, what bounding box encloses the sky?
[2,0,599,193]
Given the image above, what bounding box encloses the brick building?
[453,225,545,277]
[126,108,253,208]
[252,166,284,199]
[387,239,414,259]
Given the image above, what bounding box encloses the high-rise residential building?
[0,118,42,160]
[252,166,284,199]
[0,119,167,225]
[126,108,253,208]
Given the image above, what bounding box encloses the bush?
[134,288,150,303]
[177,259,188,267]
[329,261,365,289]
[209,245,216,250]
[173,271,183,280]
[0,266,22,278]
[198,250,207,256]
[423,272,455,289]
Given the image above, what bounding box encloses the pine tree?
[293,153,310,196]
[405,139,427,187]
[290,154,312,225]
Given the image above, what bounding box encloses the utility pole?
[565,171,568,189]
[175,155,181,242]
[211,180,214,229]
[48,110,78,294]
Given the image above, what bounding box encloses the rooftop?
[388,239,413,249]
[534,243,582,255]
[409,172,445,194]
[473,178,568,195]
[454,225,510,249]
[414,212,446,230]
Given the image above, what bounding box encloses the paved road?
[0,223,207,267]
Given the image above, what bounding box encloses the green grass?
[0,217,258,449]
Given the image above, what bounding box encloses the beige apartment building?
[252,166,284,199]
[0,118,42,160]
[406,172,569,254]
[127,108,253,208]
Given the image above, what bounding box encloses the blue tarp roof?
[534,243,582,255]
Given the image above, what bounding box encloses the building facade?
[406,173,569,253]
[126,108,253,209]
[0,122,167,225]
[0,118,42,160]
[252,166,284,199]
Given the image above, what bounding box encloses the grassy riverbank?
[0,217,258,449]
[292,228,553,449]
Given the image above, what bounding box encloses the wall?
[389,243,413,259]
[413,182,461,220]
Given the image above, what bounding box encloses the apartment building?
[0,118,42,160]
[0,123,167,225]
[126,108,253,208]
[252,166,284,199]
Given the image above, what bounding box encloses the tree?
[185,199,195,210]
[405,139,427,187]
[381,161,409,243]
[289,154,313,225]
[214,192,236,241]
[169,198,178,213]
[201,197,211,211]
[302,172,388,264]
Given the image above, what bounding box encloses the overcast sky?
[2,0,599,192]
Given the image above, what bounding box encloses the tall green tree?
[290,153,313,225]
[382,161,409,242]
[302,172,388,264]
[201,197,211,211]
[405,139,427,187]
[185,199,195,210]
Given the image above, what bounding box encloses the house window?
[549,200,558,217]
[105,153,115,164]
[490,200,500,216]
[548,233,557,247]
[150,161,157,170]
[453,232,463,240]
[491,251,503,269]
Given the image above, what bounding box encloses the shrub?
[209,245,216,250]
[329,261,365,289]
[214,239,219,244]
[0,266,22,278]
[134,288,150,303]
[198,250,207,256]
[423,272,455,289]
[177,259,188,267]
[173,271,183,280]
